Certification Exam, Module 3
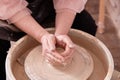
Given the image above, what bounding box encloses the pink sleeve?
[0,0,31,23]
[53,0,87,13]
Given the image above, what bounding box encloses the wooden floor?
[86,0,120,72]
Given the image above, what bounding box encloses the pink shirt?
[0,0,87,23]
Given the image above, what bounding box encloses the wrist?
[35,29,49,43]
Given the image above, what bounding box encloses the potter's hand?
[41,34,64,64]
[55,35,75,60]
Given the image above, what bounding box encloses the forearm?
[55,10,76,35]
[53,0,88,35]
[14,15,48,43]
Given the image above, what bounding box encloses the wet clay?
[24,45,94,80]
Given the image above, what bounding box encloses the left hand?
[55,34,75,60]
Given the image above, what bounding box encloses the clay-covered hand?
[41,34,64,64]
[55,34,75,60]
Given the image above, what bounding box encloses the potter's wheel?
[24,45,94,80]
[6,29,114,80]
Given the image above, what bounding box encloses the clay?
[24,45,94,80]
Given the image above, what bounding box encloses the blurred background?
[85,0,120,71]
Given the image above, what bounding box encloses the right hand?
[55,34,75,60]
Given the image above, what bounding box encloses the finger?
[47,35,56,51]
[64,49,74,60]
[43,38,55,52]
[46,52,63,63]
[45,54,55,64]
[51,51,65,63]
[41,38,49,55]
[64,37,74,48]
[61,45,72,57]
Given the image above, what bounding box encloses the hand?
[55,34,75,60]
[41,34,64,64]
